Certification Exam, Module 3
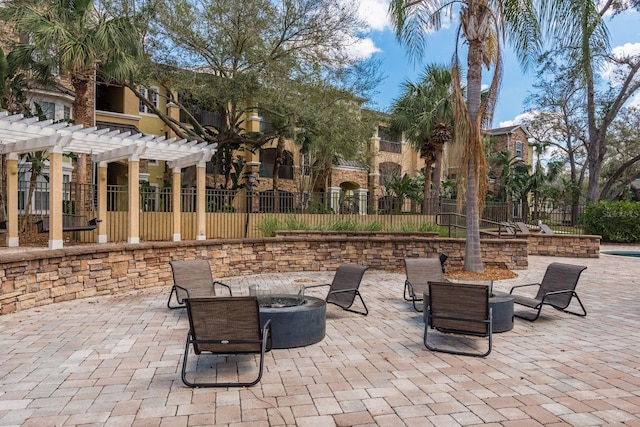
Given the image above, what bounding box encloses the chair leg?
[423,314,492,357]
[181,333,266,388]
[516,292,587,321]
[403,282,413,301]
[167,285,184,309]
[514,305,543,321]
[554,292,587,317]
[332,291,369,316]
[404,282,424,312]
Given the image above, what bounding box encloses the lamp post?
[245,174,256,237]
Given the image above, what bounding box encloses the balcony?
[379,139,402,154]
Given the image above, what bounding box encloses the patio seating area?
[1,246,639,426]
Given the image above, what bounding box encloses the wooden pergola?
[0,112,215,249]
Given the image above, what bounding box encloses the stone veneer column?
[5,153,19,247]
[196,163,206,240]
[172,168,182,242]
[97,162,108,243]
[328,187,341,213]
[127,157,140,244]
[354,188,368,215]
[48,149,64,249]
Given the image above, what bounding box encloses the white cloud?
[600,42,640,83]
[343,36,383,60]
[357,0,392,32]
[499,111,538,128]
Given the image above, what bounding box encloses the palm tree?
[389,0,542,272]
[390,64,453,213]
[1,0,142,183]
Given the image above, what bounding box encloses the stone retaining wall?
[526,233,601,258]
[0,234,528,315]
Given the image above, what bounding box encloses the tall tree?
[389,64,453,212]
[389,0,541,272]
[539,0,639,203]
[134,0,373,187]
[1,0,143,182]
[599,107,640,201]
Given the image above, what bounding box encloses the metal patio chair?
[424,281,492,357]
[305,264,370,315]
[181,296,272,387]
[167,260,232,309]
[404,257,445,312]
[508,262,587,321]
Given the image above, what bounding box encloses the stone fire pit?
[249,283,326,349]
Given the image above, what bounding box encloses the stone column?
[5,153,19,247]
[172,167,181,242]
[97,162,108,243]
[196,163,206,240]
[127,157,140,244]
[328,187,341,214]
[48,149,64,249]
[354,188,368,215]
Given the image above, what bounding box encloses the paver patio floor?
[1,245,639,426]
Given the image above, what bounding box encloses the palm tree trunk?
[422,159,432,214]
[72,71,95,212]
[464,39,484,273]
[432,144,444,200]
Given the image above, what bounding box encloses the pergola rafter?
[0,112,217,248]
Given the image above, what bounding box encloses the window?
[17,166,72,214]
[139,86,159,114]
[259,148,294,179]
[39,101,56,120]
[63,105,71,120]
[515,140,523,159]
[379,162,401,185]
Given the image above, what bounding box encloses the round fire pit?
[249,284,326,349]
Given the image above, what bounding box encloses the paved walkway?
[1,246,639,426]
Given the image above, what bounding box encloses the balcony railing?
[379,139,402,153]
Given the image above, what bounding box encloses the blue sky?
[354,0,640,127]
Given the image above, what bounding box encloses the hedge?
[582,201,640,243]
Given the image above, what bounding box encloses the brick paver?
[1,245,639,426]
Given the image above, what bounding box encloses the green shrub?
[582,202,640,243]
[284,217,311,230]
[256,215,281,237]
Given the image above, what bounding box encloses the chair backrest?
[185,296,262,354]
[515,222,531,234]
[404,258,444,295]
[539,223,554,234]
[500,222,516,235]
[428,281,490,336]
[170,260,216,300]
[325,264,369,308]
[536,263,587,308]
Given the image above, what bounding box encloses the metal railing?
[2,181,587,245]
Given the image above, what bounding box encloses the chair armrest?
[262,319,272,352]
[538,289,574,304]
[328,288,360,294]
[509,283,540,294]
[213,281,233,296]
[174,284,190,304]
